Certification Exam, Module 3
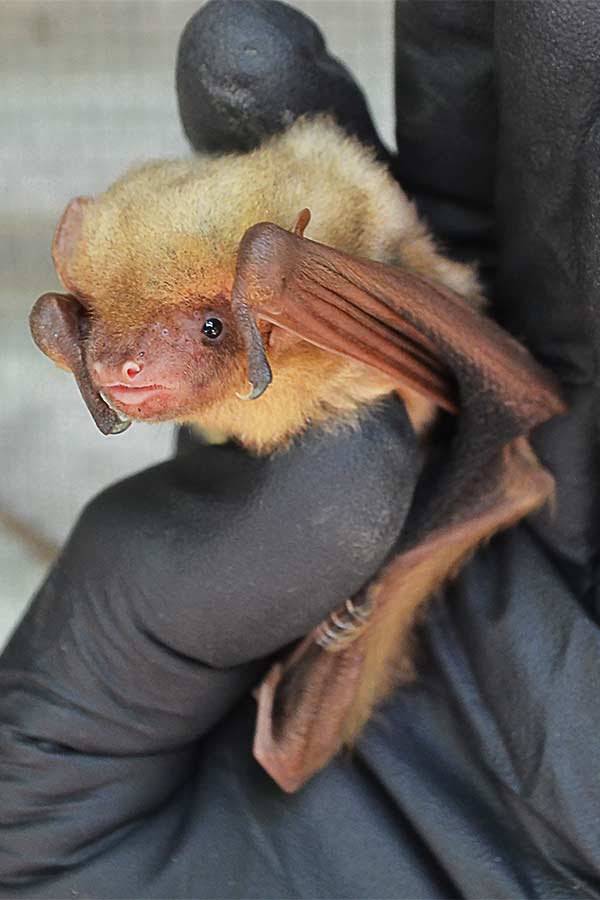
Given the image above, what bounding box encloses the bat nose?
[121,360,143,381]
[90,358,146,385]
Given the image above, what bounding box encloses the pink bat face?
[84,301,245,423]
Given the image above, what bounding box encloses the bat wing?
[233,221,562,442]
[232,221,565,792]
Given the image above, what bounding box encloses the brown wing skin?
[232,222,564,432]
[232,222,566,792]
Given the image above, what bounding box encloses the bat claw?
[236,380,267,401]
[108,416,132,434]
[99,391,132,433]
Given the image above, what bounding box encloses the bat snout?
[88,314,196,397]
[91,352,179,416]
[85,305,245,423]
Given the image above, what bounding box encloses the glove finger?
[176,0,390,160]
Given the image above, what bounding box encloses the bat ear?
[29,291,130,436]
[52,196,93,296]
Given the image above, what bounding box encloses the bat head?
[30,195,276,436]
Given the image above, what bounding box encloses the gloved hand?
[0,399,418,892]
[2,2,599,898]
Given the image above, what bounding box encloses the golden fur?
[63,116,482,450]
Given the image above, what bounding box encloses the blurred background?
[0,0,394,646]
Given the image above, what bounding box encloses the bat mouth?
[99,382,179,419]
[102,383,173,406]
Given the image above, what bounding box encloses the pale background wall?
[0,0,395,645]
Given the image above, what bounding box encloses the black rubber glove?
[176,0,391,161]
[2,1,599,898]
[0,399,418,891]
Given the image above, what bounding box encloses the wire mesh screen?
[0,0,394,643]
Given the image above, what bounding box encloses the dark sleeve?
[344,3,600,898]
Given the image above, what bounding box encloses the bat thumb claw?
[108,417,132,434]
[236,380,267,401]
[292,208,311,238]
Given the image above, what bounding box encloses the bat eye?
[202,316,223,339]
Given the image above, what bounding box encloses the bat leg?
[254,437,555,791]
[254,635,368,793]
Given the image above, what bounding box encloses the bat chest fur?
[189,356,401,454]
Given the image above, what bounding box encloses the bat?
[30,117,565,791]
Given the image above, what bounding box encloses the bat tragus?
[30,117,565,791]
